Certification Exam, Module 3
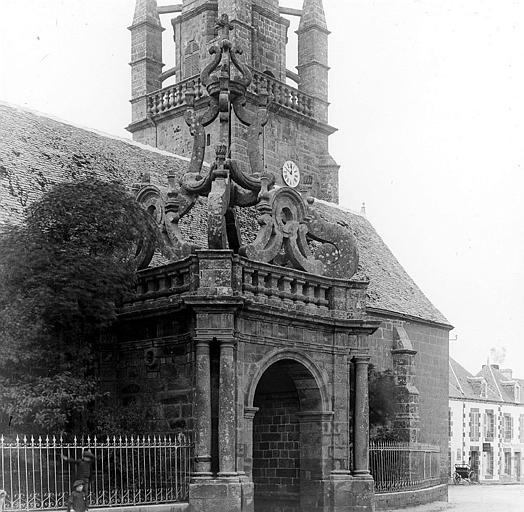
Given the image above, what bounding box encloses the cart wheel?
[453,472,460,484]
[468,471,477,483]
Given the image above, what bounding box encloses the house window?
[520,414,524,442]
[470,409,480,441]
[484,410,495,441]
[503,414,513,442]
[486,449,494,476]
[504,450,511,476]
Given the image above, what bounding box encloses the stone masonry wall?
[368,314,450,478]
[113,316,195,433]
[253,391,300,498]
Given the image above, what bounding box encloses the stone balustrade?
[133,258,198,300]
[241,261,330,311]
[128,253,366,320]
[147,76,206,116]
[146,71,315,118]
[249,70,315,118]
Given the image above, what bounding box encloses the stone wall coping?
[91,504,188,512]
[368,307,454,330]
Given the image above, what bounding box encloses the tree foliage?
[368,365,401,441]
[0,179,157,433]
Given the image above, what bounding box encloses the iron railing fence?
[0,434,193,511]
[369,441,441,493]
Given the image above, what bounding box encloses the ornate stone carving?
[135,14,359,279]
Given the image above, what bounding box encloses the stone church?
[0,1,452,511]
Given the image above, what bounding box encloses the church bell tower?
[128,0,339,203]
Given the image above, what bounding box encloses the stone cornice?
[367,307,454,330]
[252,4,290,26]
[240,302,380,333]
[296,24,330,36]
[128,20,164,32]
[171,2,218,25]
[128,56,164,67]
[296,61,330,72]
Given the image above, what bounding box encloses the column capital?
[195,337,212,346]
[352,354,371,365]
[219,337,237,348]
[244,407,259,420]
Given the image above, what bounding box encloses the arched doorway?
[252,359,325,512]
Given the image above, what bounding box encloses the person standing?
[67,480,88,512]
[62,449,95,495]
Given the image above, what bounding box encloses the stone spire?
[129,0,164,123]
[132,0,162,26]
[298,0,328,32]
[297,0,329,122]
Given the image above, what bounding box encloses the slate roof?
[0,101,449,326]
[449,357,523,404]
[476,364,524,405]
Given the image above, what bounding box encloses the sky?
[0,0,523,377]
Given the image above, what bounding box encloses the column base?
[352,470,374,480]
[218,471,240,480]
[191,472,213,482]
[189,478,248,512]
[329,473,375,512]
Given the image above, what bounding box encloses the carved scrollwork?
[135,13,359,279]
[305,198,359,279]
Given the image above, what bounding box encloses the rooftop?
[449,357,523,404]
[0,101,449,326]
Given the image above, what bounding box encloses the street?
[448,484,524,511]
[382,485,524,512]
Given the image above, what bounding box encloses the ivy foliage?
[0,179,157,433]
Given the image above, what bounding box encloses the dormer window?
[515,383,521,403]
[480,380,487,398]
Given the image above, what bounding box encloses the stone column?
[193,339,212,478]
[352,355,372,479]
[218,338,237,478]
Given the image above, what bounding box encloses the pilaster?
[392,326,420,443]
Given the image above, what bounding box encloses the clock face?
[282,160,300,188]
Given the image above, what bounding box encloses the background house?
[449,358,524,482]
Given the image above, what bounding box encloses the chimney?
[500,368,513,380]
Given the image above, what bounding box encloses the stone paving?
[381,484,524,512]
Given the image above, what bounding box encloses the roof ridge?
[449,359,466,395]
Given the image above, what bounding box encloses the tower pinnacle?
[132,0,162,27]
[129,0,164,122]
[298,0,328,32]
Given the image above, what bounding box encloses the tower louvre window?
[184,39,200,78]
